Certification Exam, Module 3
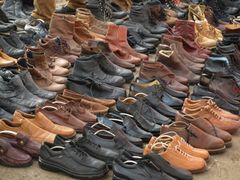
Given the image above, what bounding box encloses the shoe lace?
[174,145,192,159]
[179,137,193,150]
[138,99,157,124]
[204,106,222,120]
[69,143,88,159]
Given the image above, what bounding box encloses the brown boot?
[156,44,200,84]
[49,13,81,55]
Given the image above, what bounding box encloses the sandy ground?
[0,130,240,180]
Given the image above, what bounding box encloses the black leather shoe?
[117,97,172,125]
[83,125,144,156]
[191,84,240,114]
[74,135,119,167]
[2,0,27,20]
[142,154,193,180]
[0,22,16,33]
[105,110,153,142]
[39,142,108,178]
[97,54,134,83]
[67,78,126,100]
[97,116,145,146]
[0,9,9,23]
[2,31,25,50]
[70,54,125,87]
[0,36,24,58]
[112,158,177,180]
[19,70,57,100]
[130,81,184,108]
[0,107,12,120]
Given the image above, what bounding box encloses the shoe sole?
[0,159,33,167]
[208,146,226,154]
[225,141,232,148]
[39,157,109,178]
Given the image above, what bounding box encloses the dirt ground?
[0,130,239,180]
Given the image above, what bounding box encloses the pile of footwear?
[0,0,240,179]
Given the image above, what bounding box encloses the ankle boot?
[157,44,200,84]
[18,58,66,93]
[173,20,211,56]
[73,20,95,44]
[105,24,142,65]
[25,47,67,84]
[49,13,81,55]
[161,36,205,74]
[38,36,78,63]
[162,35,206,64]
[118,26,148,60]
[130,2,168,34]
[86,0,112,21]
[2,0,27,19]
[139,61,189,92]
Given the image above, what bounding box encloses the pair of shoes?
[0,131,40,167]
[144,132,208,173]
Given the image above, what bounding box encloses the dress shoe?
[144,137,206,173]
[67,77,126,100]
[73,135,119,166]
[183,98,240,121]
[35,106,86,133]
[43,100,96,124]
[0,119,56,144]
[0,131,41,158]
[0,138,32,167]
[39,142,108,179]
[56,94,109,114]
[191,84,240,115]
[117,97,172,126]
[140,61,189,90]
[69,54,125,87]
[161,121,226,153]
[13,111,76,138]
[83,125,143,156]
[112,158,178,180]
[130,80,184,108]
[183,105,240,134]
[176,111,232,147]
[63,89,115,107]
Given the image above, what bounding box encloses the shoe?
[0,36,24,58]
[62,89,116,107]
[144,136,206,173]
[176,111,232,147]
[0,50,16,67]
[2,31,25,50]
[2,0,27,19]
[0,119,56,144]
[39,142,108,178]
[67,77,126,100]
[0,138,32,167]
[0,107,12,120]
[13,110,76,138]
[161,121,226,153]
[0,131,41,158]
[117,97,172,125]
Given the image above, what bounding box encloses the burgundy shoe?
[0,138,32,167]
[0,131,41,158]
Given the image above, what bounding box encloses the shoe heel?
[38,159,59,172]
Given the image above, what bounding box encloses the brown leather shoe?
[161,121,226,153]
[175,111,232,147]
[43,100,97,124]
[0,50,17,67]
[0,119,56,144]
[183,98,240,121]
[36,106,86,133]
[13,111,76,138]
[157,44,200,84]
[48,57,71,69]
[144,136,207,173]
[139,61,189,91]
[57,95,109,114]
[63,89,116,107]
[183,105,240,134]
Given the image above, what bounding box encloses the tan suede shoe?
[13,111,76,138]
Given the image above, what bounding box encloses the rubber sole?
[39,157,109,179]
[225,141,232,148]
[208,146,226,154]
[0,159,33,168]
